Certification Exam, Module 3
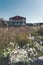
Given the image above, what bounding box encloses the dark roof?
[9,16,26,20]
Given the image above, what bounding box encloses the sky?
[0,0,43,23]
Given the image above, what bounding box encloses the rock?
[30,56,43,65]
[38,56,43,61]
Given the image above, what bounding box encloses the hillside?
[0,26,43,65]
[0,25,41,34]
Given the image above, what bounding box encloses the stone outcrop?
[30,57,43,65]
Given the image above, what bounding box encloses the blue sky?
[0,0,43,23]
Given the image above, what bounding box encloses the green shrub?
[15,33,30,48]
[37,28,43,36]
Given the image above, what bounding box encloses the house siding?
[7,16,26,27]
